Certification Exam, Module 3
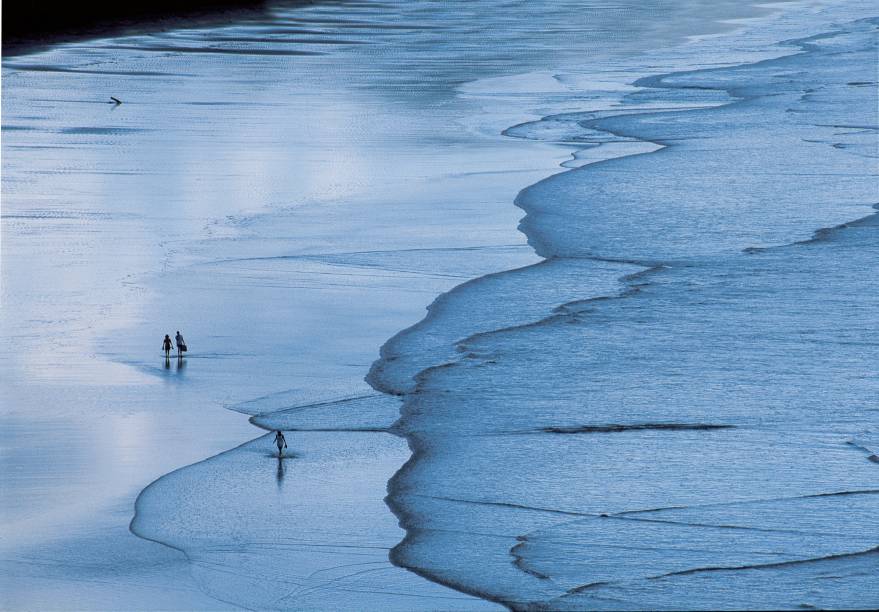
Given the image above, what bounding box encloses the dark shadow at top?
[2,1,319,57]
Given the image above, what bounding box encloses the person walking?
[274,431,287,458]
[162,334,173,358]
[175,330,187,358]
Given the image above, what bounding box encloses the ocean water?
[371,10,879,611]
[2,0,876,609]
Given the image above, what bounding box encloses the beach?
[2,0,877,609]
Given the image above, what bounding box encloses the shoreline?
[3,0,873,608]
[374,9,879,607]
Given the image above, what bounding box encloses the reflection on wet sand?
[276,456,285,488]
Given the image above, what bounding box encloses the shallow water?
[2,0,876,609]
[373,10,879,611]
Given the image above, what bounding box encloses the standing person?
[162,334,173,359]
[175,330,187,358]
[274,431,287,458]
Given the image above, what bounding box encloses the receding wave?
[369,12,879,610]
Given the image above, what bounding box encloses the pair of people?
[162,331,187,358]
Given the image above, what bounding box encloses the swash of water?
[2,0,876,609]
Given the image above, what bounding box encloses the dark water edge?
[2,0,277,56]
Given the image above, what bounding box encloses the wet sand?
[1,0,853,608]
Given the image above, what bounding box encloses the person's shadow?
[276,456,285,489]
[162,356,186,375]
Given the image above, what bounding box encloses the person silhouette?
[175,331,187,359]
[274,431,287,458]
[162,334,173,359]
